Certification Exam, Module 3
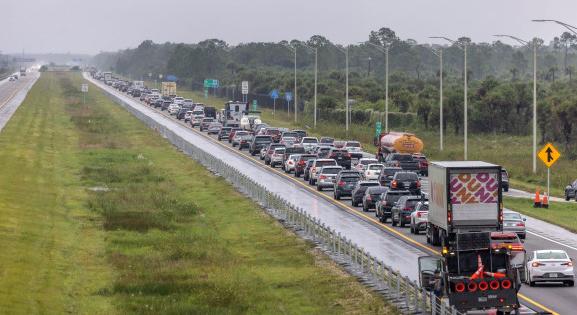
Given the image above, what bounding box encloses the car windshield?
[301,155,316,161]
[503,212,522,220]
[393,155,413,161]
[303,138,318,143]
[405,200,420,209]
[368,187,388,194]
[368,165,383,170]
[235,132,248,136]
[361,159,378,165]
[396,173,418,181]
[283,132,298,138]
[346,142,361,147]
[322,168,342,174]
[536,251,568,260]
[274,149,286,154]
[267,129,281,135]
[383,169,400,176]
[342,176,360,182]
[360,182,380,187]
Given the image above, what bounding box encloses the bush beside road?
[0,72,396,314]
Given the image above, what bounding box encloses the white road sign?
[241,81,249,95]
[81,84,88,92]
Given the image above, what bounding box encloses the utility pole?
[427,42,444,151]
[345,46,349,133]
[363,41,392,133]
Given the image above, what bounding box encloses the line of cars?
[97,74,574,291]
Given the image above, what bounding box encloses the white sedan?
[526,250,574,287]
[364,163,384,181]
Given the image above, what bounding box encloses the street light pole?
[494,34,538,173]
[431,36,468,159]
[314,48,318,128]
[362,41,392,133]
[427,43,444,151]
[345,46,349,132]
[294,47,297,123]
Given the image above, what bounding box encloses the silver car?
[316,166,343,191]
[503,210,526,239]
[284,154,300,173]
[526,250,574,287]
[270,147,286,168]
[410,201,428,234]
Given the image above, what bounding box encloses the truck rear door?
[418,256,443,291]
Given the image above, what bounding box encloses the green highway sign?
[375,121,382,137]
[204,79,219,88]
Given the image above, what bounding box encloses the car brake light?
[403,207,412,211]
[391,180,397,188]
[367,195,372,201]
[531,262,545,267]
[338,181,345,187]
[516,222,525,227]
[447,211,452,223]
[416,211,426,218]
[562,261,573,267]
[347,153,352,158]
[319,175,327,180]
[416,181,421,188]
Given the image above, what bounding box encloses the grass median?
[0,71,396,314]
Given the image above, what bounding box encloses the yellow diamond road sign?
[538,143,560,168]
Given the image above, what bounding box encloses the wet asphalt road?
[86,73,577,315]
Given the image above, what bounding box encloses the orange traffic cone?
[542,193,549,209]
[534,188,541,208]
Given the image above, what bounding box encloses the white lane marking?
[527,230,577,251]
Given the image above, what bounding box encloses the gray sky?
[3,0,576,55]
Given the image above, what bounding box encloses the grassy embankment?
[167,85,574,198]
[0,71,396,314]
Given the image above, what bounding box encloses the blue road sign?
[285,92,292,102]
[270,89,279,99]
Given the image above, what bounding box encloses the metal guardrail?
[98,83,465,315]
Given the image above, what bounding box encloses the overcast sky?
[3,0,576,55]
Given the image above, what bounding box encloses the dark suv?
[412,154,429,176]
[390,171,421,194]
[378,167,402,187]
[217,127,232,141]
[333,170,362,200]
[249,135,273,156]
[303,159,316,182]
[362,186,388,212]
[565,179,577,201]
[327,148,351,169]
[312,146,332,159]
[294,154,317,177]
[376,190,411,223]
[391,195,422,227]
[383,153,420,172]
[351,181,380,207]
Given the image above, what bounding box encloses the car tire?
[392,216,397,227]
[352,200,358,207]
[335,192,340,200]
[317,185,322,191]
[362,204,368,212]
[400,220,405,227]
[410,225,415,234]
[504,187,509,192]
[265,160,270,165]
[566,195,571,201]
[566,280,575,287]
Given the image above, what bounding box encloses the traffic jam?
[92,71,575,314]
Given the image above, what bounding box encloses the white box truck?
[426,161,503,247]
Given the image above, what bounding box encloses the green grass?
[505,197,577,233]
[0,71,396,314]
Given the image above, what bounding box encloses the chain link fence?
[99,84,464,315]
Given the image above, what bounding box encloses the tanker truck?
[375,131,423,161]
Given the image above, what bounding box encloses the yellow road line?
[0,84,22,109]
[99,80,559,315]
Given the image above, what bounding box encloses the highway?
[0,72,39,132]
[86,73,576,315]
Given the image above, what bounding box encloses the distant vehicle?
[263,144,286,164]
[565,179,577,201]
[234,132,253,150]
[491,232,526,282]
[312,146,332,159]
[183,111,193,123]
[231,130,249,147]
[308,159,338,185]
[412,154,429,176]
[199,118,215,131]
[294,154,317,178]
[224,101,248,125]
[249,135,273,156]
[206,122,222,135]
[410,201,428,234]
[376,190,411,223]
[390,171,421,194]
[281,131,299,139]
[391,195,423,227]
[333,170,362,200]
[526,250,574,287]
[426,161,503,247]
[217,127,232,141]
[283,154,301,173]
[378,166,402,187]
[299,137,319,153]
[269,147,286,168]
[355,158,379,172]
[228,128,244,143]
[362,186,388,212]
[316,166,343,191]
[161,81,176,96]
[303,159,316,182]
[240,114,261,131]
[9,76,16,81]
[280,137,297,147]
[320,137,335,144]
[502,210,526,239]
[293,130,307,141]
[344,141,363,162]
[364,163,384,181]
[376,132,423,161]
[351,181,380,207]
[327,148,351,169]
[282,146,306,171]
[501,168,510,192]
[383,153,420,172]
[204,106,217,119]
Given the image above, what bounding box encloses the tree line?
[91,27,577,155]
